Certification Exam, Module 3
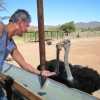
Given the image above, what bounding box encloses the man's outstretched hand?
[41,70,55,77]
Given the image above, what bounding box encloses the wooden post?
[37,0,46,87]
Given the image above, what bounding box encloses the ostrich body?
[37,40,100,94]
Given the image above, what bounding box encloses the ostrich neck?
[55,48,60,75]
[64,48,74,81]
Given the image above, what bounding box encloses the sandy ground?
[6,37,100,99]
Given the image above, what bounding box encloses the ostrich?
[37,39,100,94]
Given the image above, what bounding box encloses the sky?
[1,0,100,26]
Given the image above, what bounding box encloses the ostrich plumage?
[37,40,100,94]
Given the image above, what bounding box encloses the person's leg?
[0,96,8,100]
[0,84,7,100]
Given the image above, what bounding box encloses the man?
[0,9,55,100]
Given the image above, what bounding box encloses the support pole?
[37,0,46,87]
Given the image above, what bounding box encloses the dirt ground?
[6,37,100,99]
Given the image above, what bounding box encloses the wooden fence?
[13,31,100,42]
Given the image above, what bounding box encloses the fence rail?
[13,31,100,41]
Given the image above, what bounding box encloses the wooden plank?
[0,73,44,100]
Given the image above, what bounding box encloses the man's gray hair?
[9,9,31,23]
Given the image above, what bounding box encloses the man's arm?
[10,44,55,76]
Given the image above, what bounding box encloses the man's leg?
[0,96,8,100]
[0,84,7,100]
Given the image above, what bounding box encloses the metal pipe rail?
[0,62,99,100]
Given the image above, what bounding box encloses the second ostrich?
[37,39,100,94]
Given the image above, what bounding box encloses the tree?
[60,21,76,36]
[0,0,9,20]
[0,0,6,11]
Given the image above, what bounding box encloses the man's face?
[15,19,30,37]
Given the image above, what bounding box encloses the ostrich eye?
[67,40,70,42]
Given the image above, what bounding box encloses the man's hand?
[41,70,55,77]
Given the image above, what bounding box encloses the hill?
[76,21,100,28]
[27,21,100,31]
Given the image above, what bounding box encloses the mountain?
[76,21,100,28]
[44,25,59,30]
[27,25,59,31]
[27,26,38,31]
[27,21,100,31]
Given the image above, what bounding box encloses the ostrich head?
[62,39,70,52]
